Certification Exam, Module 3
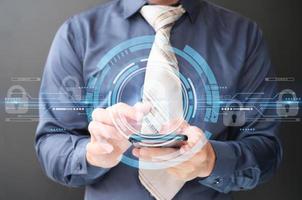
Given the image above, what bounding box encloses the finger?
[132,147,178,161]
[92,104,147,132]
[110,103,145,122]
[169,160,196,172]
[92,108,113,125]
[88,121,122,141]
[89,121,131,153]
[133,102,151,115]
[182,126,207,148]
[167,163,195,180]
[86,140,114,156]
[112,138,132,153]
[174,126,208,159]
[88,121,98,143]
[166,168,185,180]
[132,102,151,130]
[92,103,145,125]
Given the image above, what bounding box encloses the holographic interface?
[3,36,301,169]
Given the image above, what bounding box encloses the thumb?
[91,136,114,155]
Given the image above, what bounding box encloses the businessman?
[35,0,282,199]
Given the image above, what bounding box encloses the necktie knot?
[140,5,185,32]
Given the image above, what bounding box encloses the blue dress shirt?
[35,0,282,199]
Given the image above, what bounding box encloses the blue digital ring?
[85,35,220,169]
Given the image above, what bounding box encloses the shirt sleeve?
[35,18,110,188]
[198,24,283,193]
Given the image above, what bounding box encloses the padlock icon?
[5,85,29,114]
[277,89,299,117]
[223,100,246,127]
[61,76,82,101]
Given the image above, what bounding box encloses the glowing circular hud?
[85,35,220,169]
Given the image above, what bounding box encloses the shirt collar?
[122,0,202,22]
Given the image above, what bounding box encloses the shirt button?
[213,177,222,185]
[78,163,82,170]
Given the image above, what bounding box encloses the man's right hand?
[86,102,150,168]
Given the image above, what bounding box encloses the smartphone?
[129,133,188,148]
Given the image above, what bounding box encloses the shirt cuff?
[198,140,237,193]
[70,137,110,181]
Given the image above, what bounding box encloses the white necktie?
[139,5,186,200]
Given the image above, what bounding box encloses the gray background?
[0,0,301,199]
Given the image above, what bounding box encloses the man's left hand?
[132,124,216,182]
